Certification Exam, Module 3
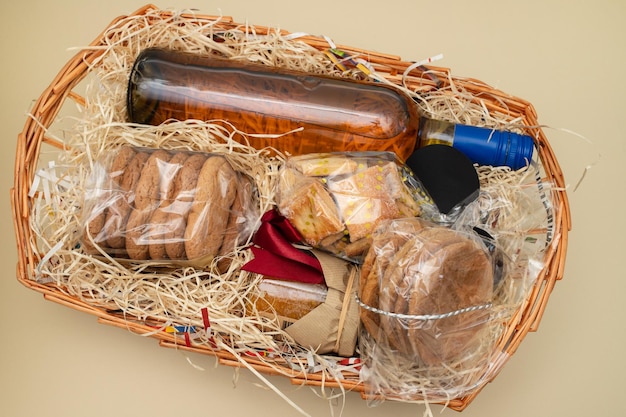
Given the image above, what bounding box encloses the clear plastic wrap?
[356,162,553,401]
[81,146,258,268]
[276,152,436,261]
[355,217,503,402]
[358,218,494,367]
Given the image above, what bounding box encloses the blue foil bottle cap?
[441,123,535,170]
[504,131,535,170]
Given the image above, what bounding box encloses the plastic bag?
[81,146,258,269]
[276,152,435,262]
[358,218,494,368]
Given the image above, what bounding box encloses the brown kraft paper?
[285,250,359,357]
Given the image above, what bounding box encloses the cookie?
[333,193,399,242]
[406,239,492,365]
[328,163,402,242]
[328,162,394,199]
[378,235,423,352]
[291,154,359,177]
[216,174,253,272]
[280,178,344,246]
[184,155,238,261]
[83,148,136,253]
[359,224,414,342]
[125,150,172,260]
[125,208,153,260]
[342,236,372,258]
[82,208,107,254]
[108,146,137,185]
[104,151,149,249]
[147,152,190,260]
[387,227,466,354]
[164,153,207,260]
[358,218,428,346]
[133,150,172,210]
[362,220,493,365]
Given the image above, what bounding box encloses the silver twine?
[355,294,492,321]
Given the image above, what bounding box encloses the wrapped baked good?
[251,278,328,323]
[276,152,434,261]
[358,217,494,367]
[81,146,258,269]
[248,250,360,357]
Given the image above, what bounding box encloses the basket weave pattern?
[11,4,570,411]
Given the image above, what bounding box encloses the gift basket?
[12,4,570,413]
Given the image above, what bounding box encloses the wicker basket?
[11,4,570,412]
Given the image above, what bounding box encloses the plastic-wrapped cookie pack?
[357,217,497,399]
[276,152,436,262]
[81,146,258,269]
[358,218,494,363]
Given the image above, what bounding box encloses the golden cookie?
[104,151,149,249]
[125,150,172,260]
[216,174,254,272]
[164,153,207,260]
[328,163,403,242]
[148,152,190,260]
[184,156,238,261]
[280,178,344,246]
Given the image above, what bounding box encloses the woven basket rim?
[11,3,571,412]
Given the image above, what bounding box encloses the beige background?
[2,1,624,416]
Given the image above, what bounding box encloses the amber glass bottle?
[127,48,421,160]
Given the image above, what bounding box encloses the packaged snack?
[358,217,494,367]
[276,152,434,261]
[81,146,258,269]
[248,250,360,357]
[251,278,328,324]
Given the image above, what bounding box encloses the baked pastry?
[278,154,424,260]
[164,153,207,260]
[83,147,257,265]
[359,218,493,366]
[278,169,344,246]
[126,149,172,259]
[147,151,190,260]
[184,155,238,261]
[291,154,358,177]
[328,161,421,241]
[104,151,149,250]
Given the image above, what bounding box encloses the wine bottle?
[127,48,534,169]
[127,48,420,160]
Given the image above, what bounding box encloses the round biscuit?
[184,156,237,261]
[164,153,207,260]
[125,150,172,259]
[148,152,190,260]
[105,151,149,249]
